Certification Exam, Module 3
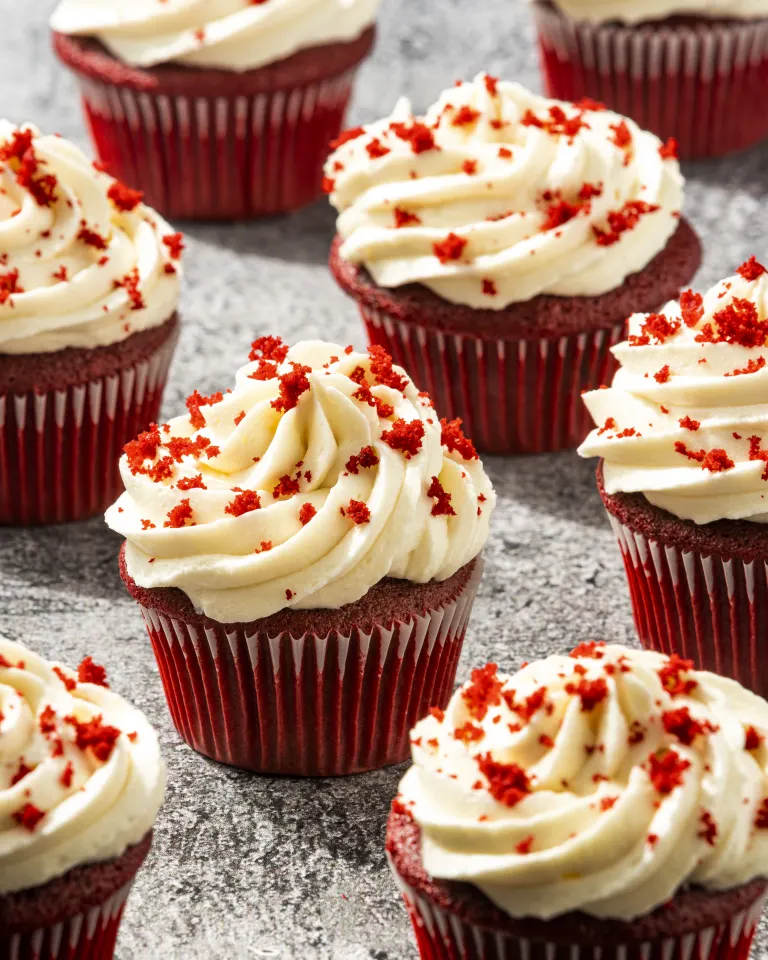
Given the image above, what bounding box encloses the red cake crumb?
[503,686,550,723]
[39,705,57,734]
[441,418,478,460]
[462,663,504,720]
[628,313,680,346]
[394,207,421,228]
[346,446,379,474]
[0,268,23,305]
[12,803,45,832]
[570,641,605,659]
[679,417,700,431]
[341,500,371,524]
[366,138,390,159]
[369,344,408,391]
[482,278,497,296]
[330,126,366,149]
[452,105,480,126]
[755,799,768,828]
[249,335,289,364]
[429,707,445,722]
[696,298,768,348]
[462,159,478,176]
[389,120,438,153]
[484,75,499,95]
[273,475,301,499]
[648,749,691,794]
[658,655,698,696]
[164,499,195,528]
[66,714,121,762]
[516,835,534,855]
[272,363,311,413]
[382,418,425,458]
[185,389,223,429]
[542,199,582,232]
[108,181,143,212]
[593,200,659,247]
[662,707,717,745]
[52,666,76,692]
[428,476,456,517]
[745,726,764,750]
[454,721,484,744]
[10,763,31,787]
[299,503,317,525]
[77,657,109,688]
[476,754,531,806]
[600,796,618,811]
[565,677,608,711]
[659,138,679,160]
[609,121,632,149]
[176,474,207,492]
[736,256,767,282]
[433,232,468,264]
[225,490,261,517]
[698,811,718,845]
[680,289,704,327]
[522,105,587,140]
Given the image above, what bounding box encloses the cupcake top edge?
[534,0,768,27]
[0,636,165,895]
[50,0,380,72]
[396,642,768,921]
[325,74,685,310]
[578,257,768,525]
[105,337,496,623]
[0,120,182,356]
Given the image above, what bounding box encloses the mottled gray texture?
[1,0,768,957]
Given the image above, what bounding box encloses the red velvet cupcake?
[579,257,768,697]
[105,338,495,776]
[531,2,768,159]
[51,0,379,220]
[387,645,768,960]
[326,75,701,455]
[0,639,165,959]
[0,122,182,526]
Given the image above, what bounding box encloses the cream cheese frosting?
[51,0,380,72]
[0,122,181,355]
[325,75,683,310]
[541,0,768,25]
[105,338,495,623]
[398,643,768,921]
[0,637,165,894]
[578,257,768,525]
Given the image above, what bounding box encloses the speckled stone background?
[2,0,768,957]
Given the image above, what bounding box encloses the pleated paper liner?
[361,303,624,455]
[532,3,768,159]
[136,561,481,776]
[0,324,177,526]
[0,881,133,960]
[389,866,767,960]
[608,512,768,698]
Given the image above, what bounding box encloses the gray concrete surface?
[1,0,767,956]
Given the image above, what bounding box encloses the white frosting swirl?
[578,259,768,525]
[51,0,379,72]
[105,339,495,623]
[0,122,181,355]
[326,76,683,309]
[0,637,165,894]
[399,643,768,921]
[542,0,768,25]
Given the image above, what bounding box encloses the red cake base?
[119,547,483,776]
[330,221,701,455]
[532,3,768,159]
[53,29,375,221]
[598,463,768,698]
[0,314,178,526]
[0,832,151,960]
[386,807,768,960]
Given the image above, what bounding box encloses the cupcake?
[326,75,701,455]
[579,257,768,697]
[50,0,379,221]
[105,338,495,776]
[0,638,165,958]
[530,0,768,159]
[0,122,181,526]
[387,643,768,960]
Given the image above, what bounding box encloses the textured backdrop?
[2,0,768,957]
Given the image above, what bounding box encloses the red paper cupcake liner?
[0,880,133,960]
[73,71,360,220]
[388,855,767,960]
[608,513,768,698]
[360,304,624,455]
[136,561,482,776]
[532,3,768,159]
[0,336,175,526]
